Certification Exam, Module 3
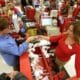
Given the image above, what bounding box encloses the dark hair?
[0,73,10,80]
[14,72,28,80]
[0,17,9,31]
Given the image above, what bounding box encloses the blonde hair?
[72,20,80,43]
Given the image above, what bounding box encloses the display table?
[20,39,68,80]
[20,47,54,80]
[20,46,67,80]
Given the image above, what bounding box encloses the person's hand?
[37,35,50,41]
[37,35,44,39]
[26,36,38,42]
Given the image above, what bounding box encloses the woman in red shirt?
[39,20,80,78]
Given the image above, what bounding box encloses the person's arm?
[4,36,37,56]
[38,35,50,41]
[39,33,65,43]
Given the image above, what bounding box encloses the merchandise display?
[41,17,52,26]
[20,40,67,80]
[0,0,80,80]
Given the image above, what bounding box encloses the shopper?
[7,2,22,17]
[20,0,28,14]
[0,71,28,80]
[0,0,5,7]
[72,0,80,19]
[0,17,37,69]
[38,20,80,78]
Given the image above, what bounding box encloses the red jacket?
[25,6,35,20]
[75,45,80,77]
[0,0,5,7]
[49,34,80,77]
[73,5,80,18]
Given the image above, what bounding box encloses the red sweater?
[50,34,80,77]
[75,45,80,77]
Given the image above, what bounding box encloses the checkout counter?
[19,39,69,80]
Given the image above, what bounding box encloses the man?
[20,0,27,14]
[0,17,37,69]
